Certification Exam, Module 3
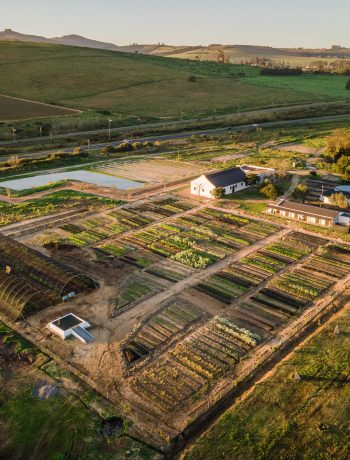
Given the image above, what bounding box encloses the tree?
[293,183,308,200]
[73,147,85,155]
[245,173,259,186]
[259,181,280,200]
[101,145,116,154]
[8,155,20,167]
[332,154,350,174]
[325,129,350,160]
[346,79,350,90]
[211,187,225,200]
[329,192,349,209]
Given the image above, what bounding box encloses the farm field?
[1,41,350,128]
[96,158,207,185]
[245,73,350,100]
[0,199,349,449]
[11,181,350,451]
[0,94,77,121]
[186,294,350,460]
[165,45,350,67]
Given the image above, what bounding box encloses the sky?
[2,0,350,48]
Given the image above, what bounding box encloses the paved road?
[2,101,350,147]
[2,113,350,160]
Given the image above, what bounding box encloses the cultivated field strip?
[130,316,261,412]
[126,235,350,416]
[124,207,279,269]
[193,231,325,309]
[57,196,196,248]
[230,239,350,332]
[121,299,203,368]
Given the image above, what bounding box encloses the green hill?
[0,41,349,125]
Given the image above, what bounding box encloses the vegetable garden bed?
[130,316,261,412]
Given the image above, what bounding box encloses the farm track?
[2,104,350,148]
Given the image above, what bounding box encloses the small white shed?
[47,313,94,343]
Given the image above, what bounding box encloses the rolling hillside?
[2,29,350,65]
[0,41,349,126]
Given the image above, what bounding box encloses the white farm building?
[47,313,94,344]
[191,166,248,198]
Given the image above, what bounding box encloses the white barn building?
[191,167,248,198]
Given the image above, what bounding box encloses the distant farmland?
[0,94,77,121]
[0,41,350,125]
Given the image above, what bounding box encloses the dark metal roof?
[205,167,246,187]
[53,314,82,331]
[268,200,339,219]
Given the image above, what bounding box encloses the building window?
[193,186,197,190]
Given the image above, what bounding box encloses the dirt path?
[282,173,300,199]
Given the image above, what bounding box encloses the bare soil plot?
[96,159,207,185]
[271,141,324,155]
[0,94,77,121]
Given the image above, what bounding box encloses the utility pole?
[87,138,90,155]
[49,130,53,144]
[108,119,112,141]
[39,126,43,144]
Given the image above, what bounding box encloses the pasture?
[0,42,350,126]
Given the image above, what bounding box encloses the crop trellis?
[0,234,97,320]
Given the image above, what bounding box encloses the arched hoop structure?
[59,274,98,297]
[0,272,61,321]
[0,234,98,320]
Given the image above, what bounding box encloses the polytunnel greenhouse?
[0,234,97,320]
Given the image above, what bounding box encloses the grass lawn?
[0,190,122,226]
[186,297,350,460]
